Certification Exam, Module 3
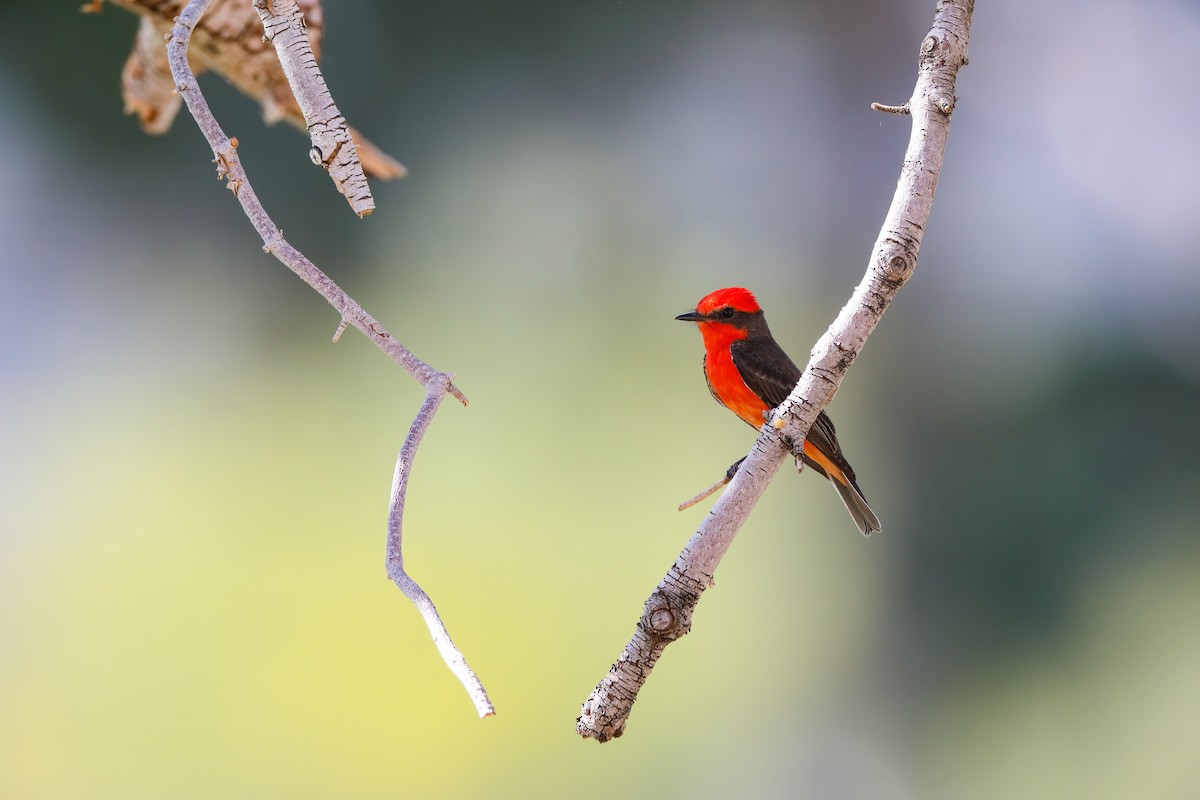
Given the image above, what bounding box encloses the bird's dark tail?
[830,477,882,536]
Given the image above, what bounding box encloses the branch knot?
[642,564,709,643]
[641,591,692,642]
[878,236,918,282]
[646,603,676,634]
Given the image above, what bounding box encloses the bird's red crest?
[696,287,761,316]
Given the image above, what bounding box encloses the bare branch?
[578,0,975,742]
[251,0,375,217]
[166,0,490,716]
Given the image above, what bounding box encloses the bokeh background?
[3,1,1199,797]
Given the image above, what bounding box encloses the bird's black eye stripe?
[719,307,735,319]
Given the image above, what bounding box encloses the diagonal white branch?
[167,0,492,718]
[577,0,974,742]
[251,0,375,217]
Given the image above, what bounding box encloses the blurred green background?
[3,1,1199,797]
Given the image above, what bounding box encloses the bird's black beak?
[675,310,703,322]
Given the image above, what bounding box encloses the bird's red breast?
[701,332,772,429]
[690,288,772,428]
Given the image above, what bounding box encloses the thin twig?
[677,476,729,512]
[870,101,911,115]
[387,387,495,717]
[251,0,375,217]
[167,0,491,717]
[577,0,975,742]
[331,318,349,343]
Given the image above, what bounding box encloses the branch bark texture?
[577,0,974,742]
[166,0,491,717]
[251,0,375,217]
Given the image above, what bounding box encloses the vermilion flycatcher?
[676,287,882,535]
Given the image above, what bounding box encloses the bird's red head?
[696,287,761,316]
[676,286,769,349]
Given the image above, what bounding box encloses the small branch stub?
[332,318,349,343]
[871,101,911,115]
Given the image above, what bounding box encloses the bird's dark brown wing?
[727,336,802,408]
[729,336,862,489]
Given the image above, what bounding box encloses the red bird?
[676,287,882,535]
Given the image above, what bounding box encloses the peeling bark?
[106,0,406,182]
